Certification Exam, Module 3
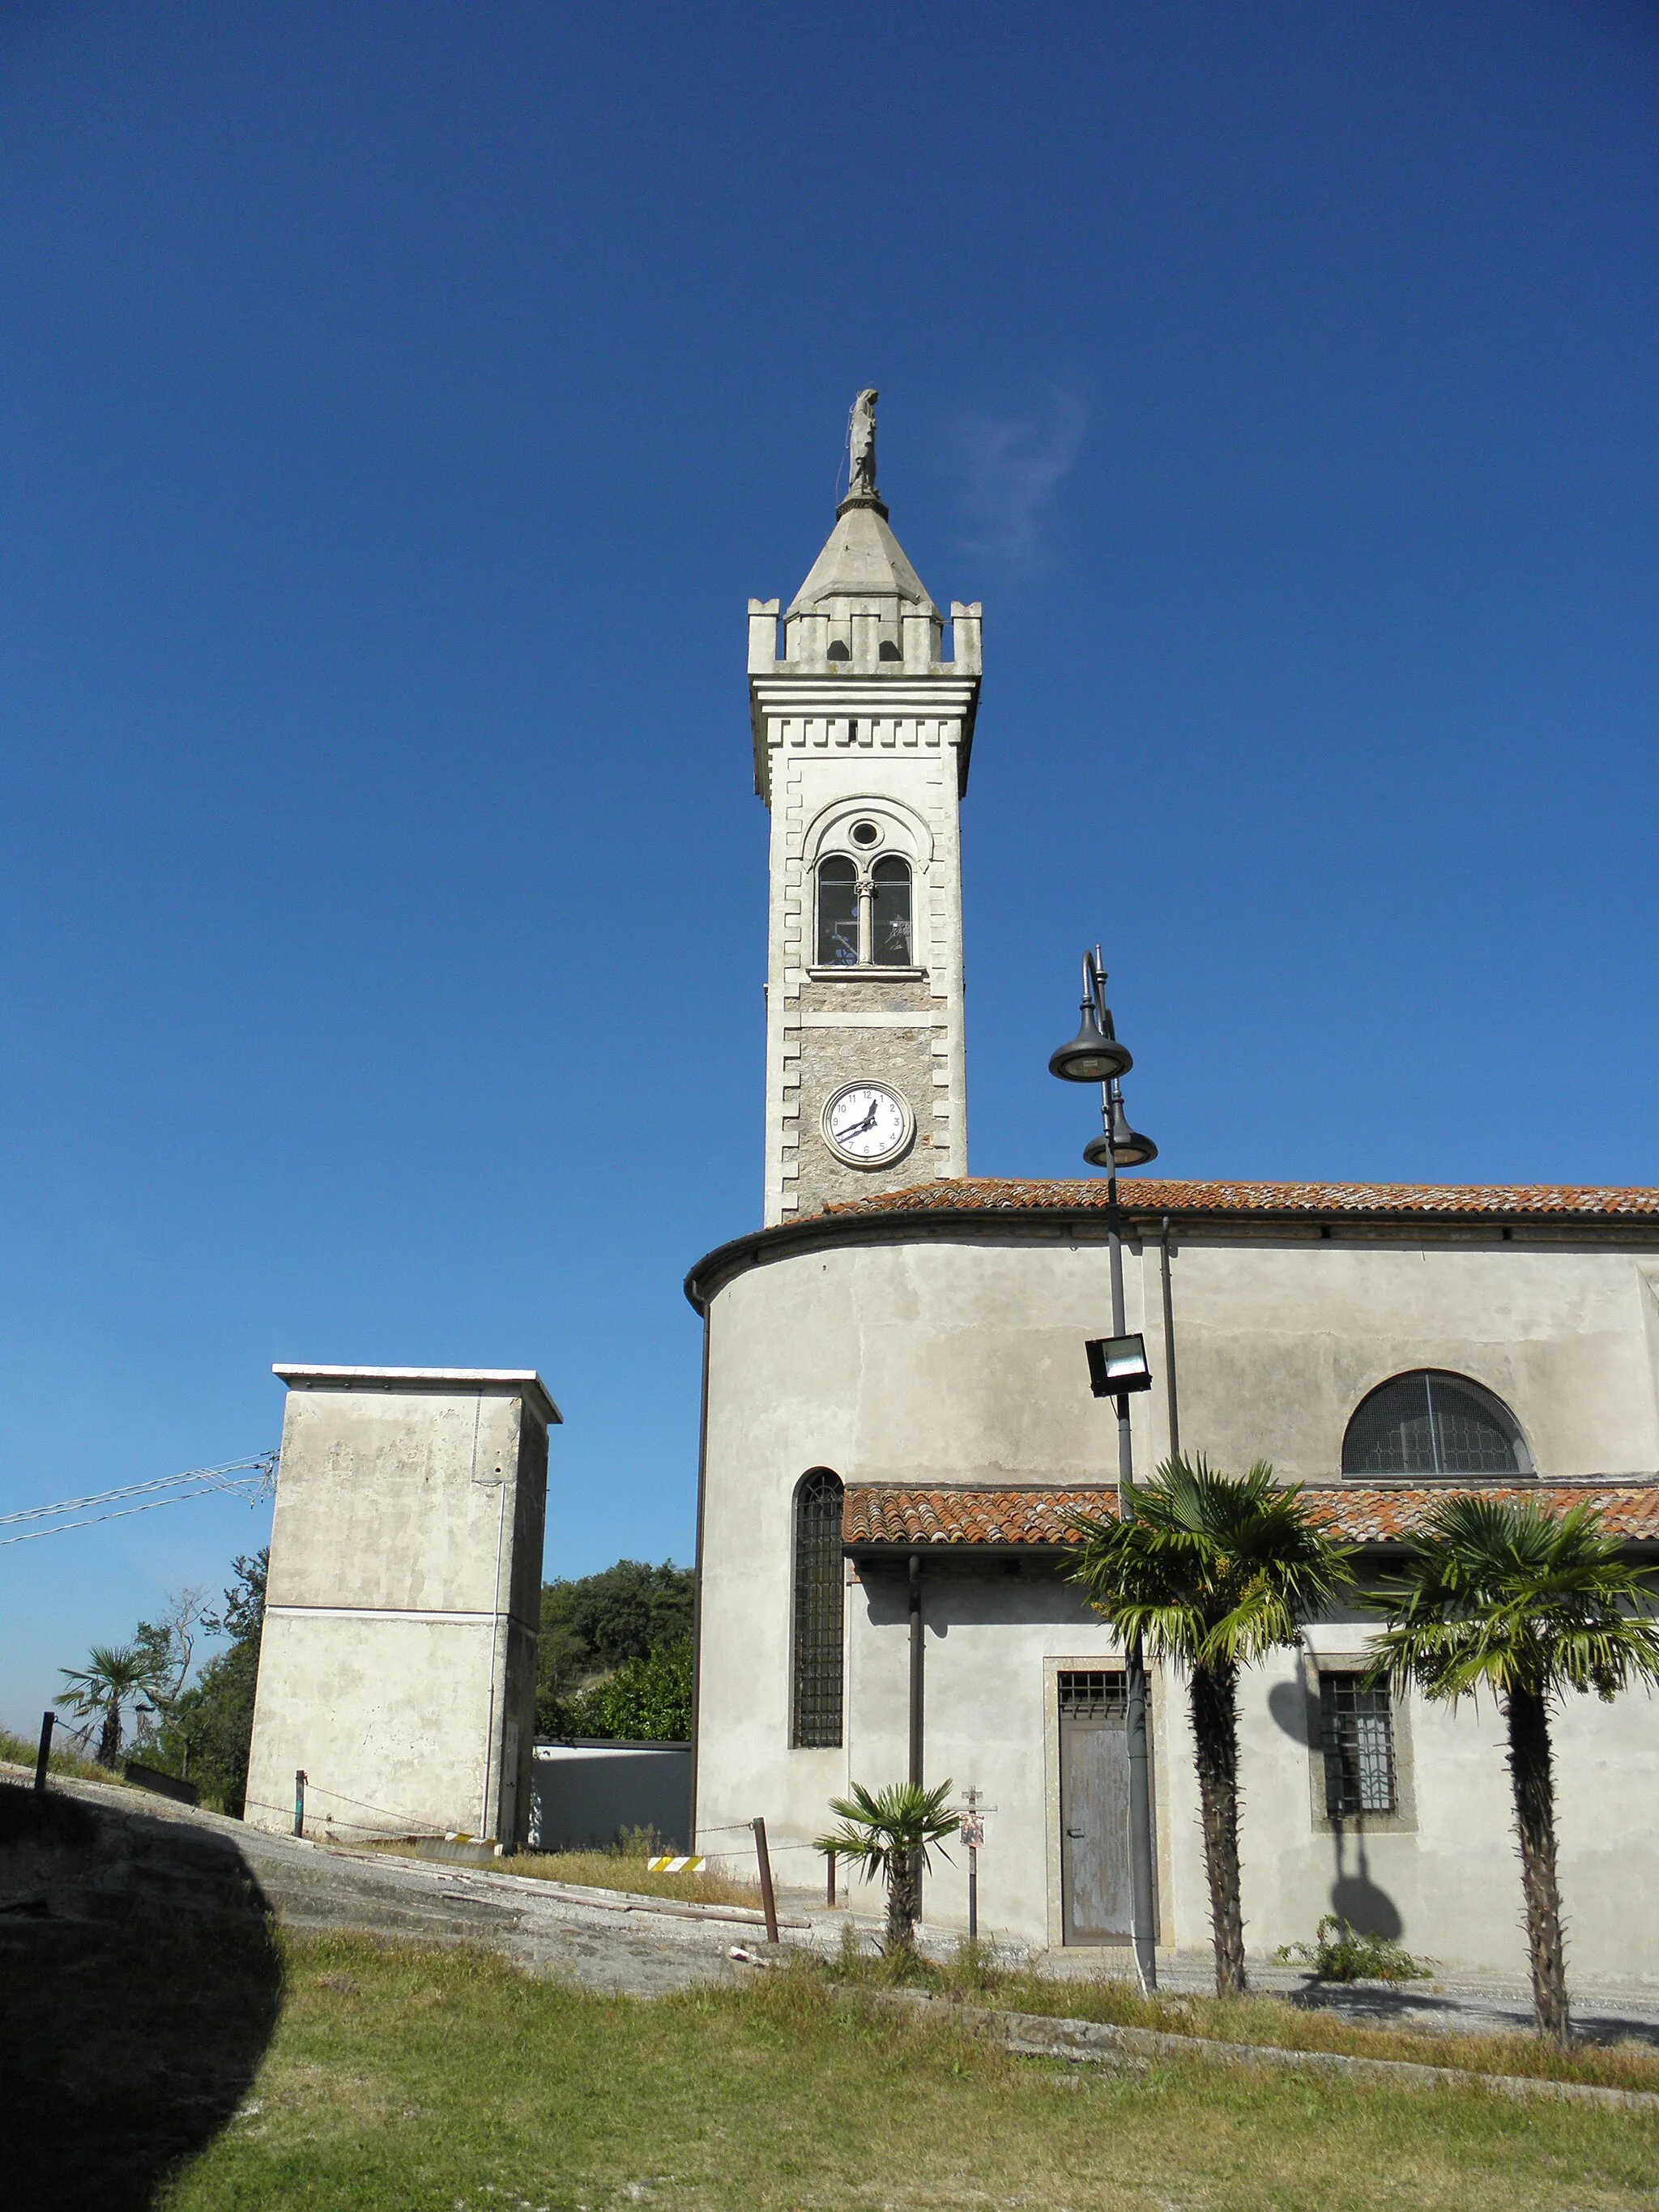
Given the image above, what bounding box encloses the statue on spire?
[847,389,880,501]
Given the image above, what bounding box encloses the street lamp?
[1049,944,1160,1994]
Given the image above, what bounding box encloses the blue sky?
[2,2,1656,1727]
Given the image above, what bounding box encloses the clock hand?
[842,1102,880,1138]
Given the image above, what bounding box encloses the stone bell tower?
[749,393,983,1225]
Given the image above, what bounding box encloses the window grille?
[1320,1673,1397,1817]
[1058,1669,1128,1718]
[870,855,912,966]
[1341,1370,1525,1477]
[815,858,859,967]
[791,1471,844,1747]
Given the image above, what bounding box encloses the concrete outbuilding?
[245,1366,560,1848]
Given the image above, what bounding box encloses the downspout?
[908,1549,924,1919]
[907,1552,923,1784]
[1160,1215,1180,1458]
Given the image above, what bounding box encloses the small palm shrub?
[817,1779,958,1953]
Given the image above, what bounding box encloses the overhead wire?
[0,1452,277,1549]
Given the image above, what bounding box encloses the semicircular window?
[1341,1371,1529,1478]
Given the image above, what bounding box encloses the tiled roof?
[824,1178,1659,1221]
[843,1482,1659,1549]
[845,1486,1119,1547]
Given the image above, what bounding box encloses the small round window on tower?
[851,820,881,847]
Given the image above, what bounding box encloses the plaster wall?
[1151,1232,1659,1477]
[693,1228,1659,1979]
[246,1374,552,1848]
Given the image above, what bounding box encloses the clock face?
[822,1081,914,1167]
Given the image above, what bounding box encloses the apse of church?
[748,391,983,1223]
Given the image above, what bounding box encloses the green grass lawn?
[823,1942,1659,2097]
[158,1933,1659,2212]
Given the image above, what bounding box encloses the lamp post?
[1050,946,1160,1993]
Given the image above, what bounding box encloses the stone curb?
[859,1987,1659,2116]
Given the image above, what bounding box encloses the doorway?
[1058,1669,1132,1943]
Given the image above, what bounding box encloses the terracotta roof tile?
[843,1482,1659,1549]
[843,1486,1118,1547]
[824,1178,1659,1221]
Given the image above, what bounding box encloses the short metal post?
[826,1848,836,1909]
[294,1768,307,1838]
[33,1711,55,1794]
[753,1816,779,1943]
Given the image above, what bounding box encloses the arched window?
[1341,1371,1530,1478]
[826,638,851,662]
[816,856,859,966]
[792,1470,844,1746]
[871,855,912,966]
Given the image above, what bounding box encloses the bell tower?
[749,393,983,1225]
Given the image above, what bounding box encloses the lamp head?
[1085,1332,1154,1397]
[1049,1001,1133,1084]
[1085,1089,1159,1170]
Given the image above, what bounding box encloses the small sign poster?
[959,1812,984,1849]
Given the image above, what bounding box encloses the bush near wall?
[540,1639,693,1742]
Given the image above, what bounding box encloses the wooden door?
[1059,1669,1132,1943]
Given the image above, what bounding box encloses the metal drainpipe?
[907,1553,923,1785]
[1161,1214,1180,1458]
[908,1550,924,1920]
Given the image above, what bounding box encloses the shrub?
[1276,1915,1433,1984]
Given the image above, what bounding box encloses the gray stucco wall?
[528,1744,693,1853]
[692,1225,1659,1980]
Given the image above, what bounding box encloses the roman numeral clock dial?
[822,1080,915,1168]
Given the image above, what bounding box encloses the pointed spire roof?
[789,495,939,615]
[788,394,937,615]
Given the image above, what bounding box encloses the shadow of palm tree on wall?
[0,1781,282,2210]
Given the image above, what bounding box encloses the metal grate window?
[1320,1673,1397,1817]
[791,1470,844,1747]
[1342,1370,1524,1477]
[1058,1669,1128,1718]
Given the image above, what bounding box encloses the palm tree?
[1364,1494,1659,2044]
[1069,1455,1353,1996]
[816,1779,958,1954]
[57,1643,157,1769]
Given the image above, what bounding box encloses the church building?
[687,398,1659,1984]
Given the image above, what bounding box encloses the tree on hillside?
[132,1587,207,1746]
[150,1550,268,1813]
[57,1643,158,1768]
[536,1558,693,1733]
[1365,1494,1659,2044]
[1068,1455,1352,1997]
